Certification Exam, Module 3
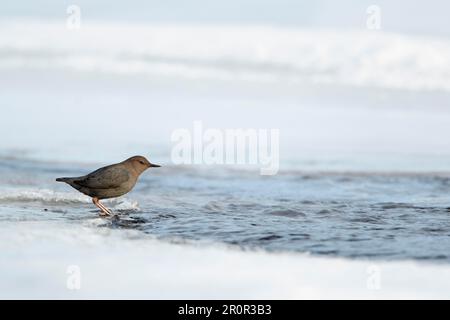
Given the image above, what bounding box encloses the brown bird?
[56,156,160,216]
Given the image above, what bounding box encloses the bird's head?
[125,155,161,174]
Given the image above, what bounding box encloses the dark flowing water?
[2,156,450,262]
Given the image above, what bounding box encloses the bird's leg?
[92,197,112,216]
[97,201,113,215]
[98,202,113,216]
[92,197,108,215]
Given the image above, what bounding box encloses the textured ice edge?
[0,188,140,210]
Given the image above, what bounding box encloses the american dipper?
[56,156,160,216]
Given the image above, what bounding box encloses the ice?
[0,220,449,299]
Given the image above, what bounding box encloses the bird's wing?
[74,166,130,189]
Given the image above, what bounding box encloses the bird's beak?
[149,163,161,168]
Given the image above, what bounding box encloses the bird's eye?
[139,161,145,165]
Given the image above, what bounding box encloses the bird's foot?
[99,207,113,217]
[99,211,111,217]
